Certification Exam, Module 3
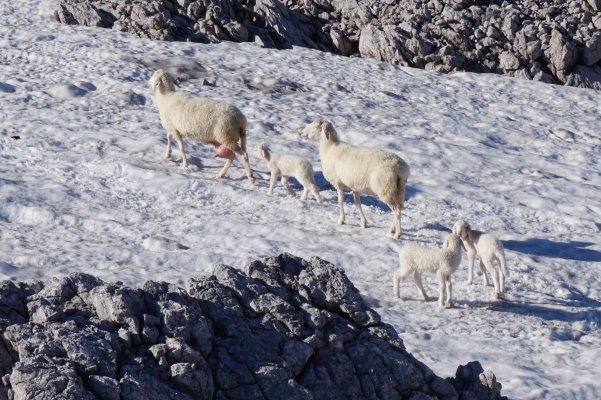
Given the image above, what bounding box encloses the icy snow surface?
[1,1,601,398]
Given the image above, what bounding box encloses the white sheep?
[300,118,409,239]
[452,220,509,298]
[149,69,255,184]
[393,233,464,308]
[252,144,322,202]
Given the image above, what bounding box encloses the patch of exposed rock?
[0,254,505,399]
[55,0,601,90]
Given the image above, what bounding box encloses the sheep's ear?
[261,146,268,159]
[174,77,181,87]
[322,124,333,141]
[443,238,449,248]
[452,224,459,236]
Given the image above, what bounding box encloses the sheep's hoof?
[338,219,345,225]
[467,279,473,285]
[444,302,455,309]
[164,154,172,160]
[361,221,368,228]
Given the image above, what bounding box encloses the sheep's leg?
[496,256,505,293]
[173,130,188,169]
[392,207,401,240]
[413,271,428,301]
[282,176,297,198]
[217,159,233,179]
[467,252,476,285]
[165,131,173,160]
[445,276,454,308]
[482,258,501,299]
[240,150,255,185]
[478,258,490,287]
[310,184,322,203]
[352,191,368,228]
[268,172,278,195]
[336,187,345,225]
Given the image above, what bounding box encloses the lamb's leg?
[336,187,345,225]
[173,130,188,169]
[445,276,454,308]
[165,131,173,160]
[482,258,501,299]
[268,172,278,195]
[437,271,446,308]
[394,268,411,299]
[478,258,490,286]
[352,191,368,228]
[282,176,297,198]
[413,271,428,301]
[467,252,476,285]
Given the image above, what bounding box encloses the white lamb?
[252,144,322,202]
[452,220,509,298]
[149,69,255,184]
[300,118,409,239]
[394,234,464,308]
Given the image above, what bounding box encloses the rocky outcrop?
[55,0,601,90]
[0,254,505,399]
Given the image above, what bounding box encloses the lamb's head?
[252,143,271,161]
[442,233,465,251]
[149,69,177,94]
[452,220,472,242]
[300,118,339,142]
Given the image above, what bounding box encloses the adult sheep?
[300,118,409,239]
[149,69,255,184]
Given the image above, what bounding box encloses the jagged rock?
[53,0,601,89]
[0,254,505,399]
[546,29,578,78]
[583,32,601,65]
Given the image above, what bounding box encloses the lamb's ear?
[466,225,474,242]
[174,77,181,87]
[261,145,269,159]
[443,238,449,248]
[452,224,459,236]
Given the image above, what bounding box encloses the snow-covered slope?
[1,1,600,398]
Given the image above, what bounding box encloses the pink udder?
[210,141,235,160]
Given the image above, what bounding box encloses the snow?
[1,0,601,398]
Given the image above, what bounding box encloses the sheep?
[300,118,409,239]
[452,220,509,298]
[149,69,255,185]
[252,143,322,202]
[393,233,464,308]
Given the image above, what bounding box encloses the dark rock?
[0,255,505,399]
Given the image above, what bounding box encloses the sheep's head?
[442,233,465,251]
[149,69,177,94]
[252,143,270,161]
[452,220,472,242]
[300,118,338,142]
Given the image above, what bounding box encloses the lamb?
[300,118,409,239]
[252,144,322,202]
[149,69,255,185]
[452,220,509,298]
[393,233,464,308]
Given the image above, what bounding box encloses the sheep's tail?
[239,126,247,153]
[396,163,409,209]
[496,249,509,277]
